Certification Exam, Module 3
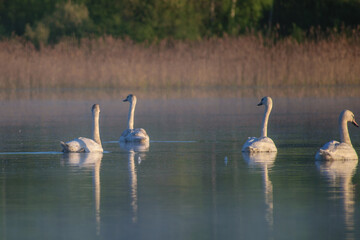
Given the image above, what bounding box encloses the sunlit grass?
[0,34,359,90]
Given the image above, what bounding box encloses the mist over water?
[1,89,360,239]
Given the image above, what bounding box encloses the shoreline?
[1,85,359,100]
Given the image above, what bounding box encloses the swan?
[242,96,277,152]
[315,110,359,161]
[61,104,103,153]
[119,94,149,143]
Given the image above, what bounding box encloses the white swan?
[316,110,359,161]
[119,94,150,143]
[242,96,277,152]
[61,104,103,153]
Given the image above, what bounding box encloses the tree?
[25,1,94,47]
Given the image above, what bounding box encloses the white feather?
[61,104,103,153]
[120,94,150,143]
[316,110,358,161]
[242,96,277,152]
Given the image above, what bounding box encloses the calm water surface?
[1,94,360,240]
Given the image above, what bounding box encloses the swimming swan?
[242,96,277,152]
[61,104,103,153]
[120,94,149,143]
[316,110,359,161]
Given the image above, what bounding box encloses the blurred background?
[0,0,359,91]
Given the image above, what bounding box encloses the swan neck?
[261,104,272,137]
[92,111,102,146]
[128,100,136,130]
[340,116,351,145]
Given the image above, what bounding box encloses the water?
[1,92,360,240]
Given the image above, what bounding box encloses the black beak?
[123,98,128,102]
[257,102,263,106]
[352,120,359,128]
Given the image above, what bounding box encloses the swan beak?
[123,98,128,102]
[257,102,263,106]
[352,120,359,127]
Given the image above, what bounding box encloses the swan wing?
[120,128,149,143]
[242,137,277,152]
[61,137,103,153]
[78,137,103,152]
[316,141,358,161]
[133,128,149,141]
[61,139,85,153]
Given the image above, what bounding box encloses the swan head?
[123,94,137,104]
[340,110,359,127]
[257,96,273,107]
[92,104,100,113]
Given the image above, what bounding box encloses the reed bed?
[1,86,360,101]
[0,35,359,90]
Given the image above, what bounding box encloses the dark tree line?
[0,0,359,45]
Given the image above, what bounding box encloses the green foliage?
[24,1,94,46]
[46,1,93,43]
[291,23,305,43]
[24,23,50,49]
[0,0,56,36]
[232,0,273,34]
[272,0,360,36]
[1,0,360,42]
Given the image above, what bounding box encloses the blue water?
[0,94,360,240]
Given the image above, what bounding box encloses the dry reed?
[0,35,359,90]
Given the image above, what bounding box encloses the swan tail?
[120,128,149,143]
[78,148,86,153]
[60,141,86,153]
[60,141,69,152]
[316,149,333,161]
[242,146,256,153]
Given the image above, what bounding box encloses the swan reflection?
[316,159,358,239]
[120,142,149,223]
[61,152,103,235]
[243,151,276,229]
[120,141,149,164]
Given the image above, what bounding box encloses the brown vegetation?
[0,35,359,90]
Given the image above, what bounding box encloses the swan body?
[242,97,277,153]
[316,110,358,161]
[242,137,277,153]
[120,128,149,143]
[61,104,103,153]
[120,94,150,143]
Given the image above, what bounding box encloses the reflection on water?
[61,153,103,235]
[120,142,149,223]
[316,160,358,240]
[243,151,276,230]
[1,94,360,239]
[120,141,149,164]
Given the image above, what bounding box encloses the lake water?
[1,89,360,240]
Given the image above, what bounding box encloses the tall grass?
[0,34,359,90]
